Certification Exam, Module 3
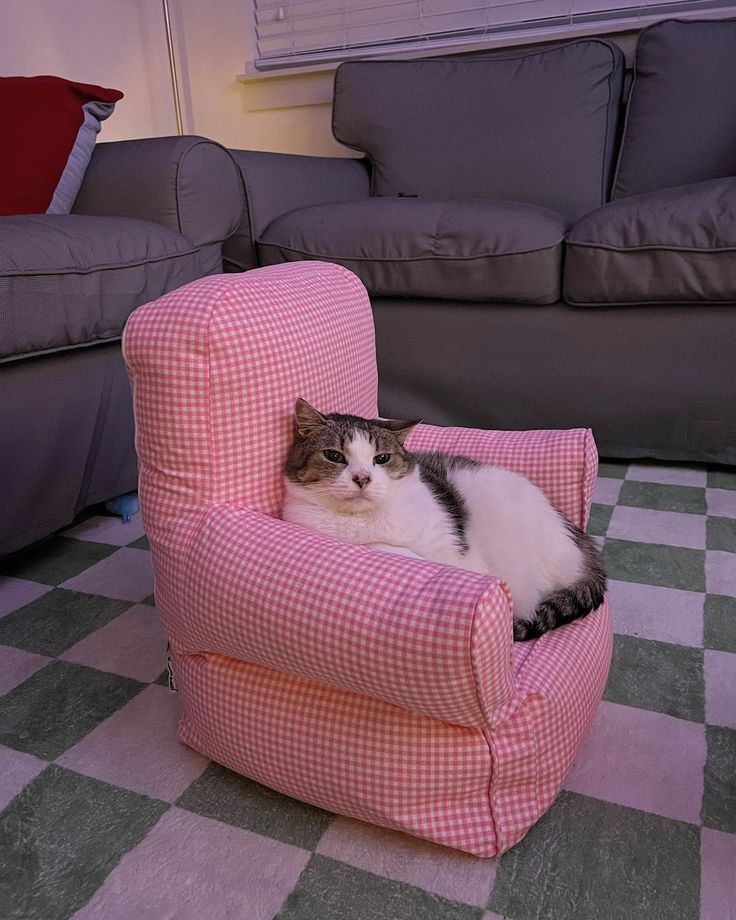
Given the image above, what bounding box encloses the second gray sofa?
[224,18,736,465]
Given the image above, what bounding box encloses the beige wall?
[1,0,178,140]
[0,0,351,155]
[173,0,352,156]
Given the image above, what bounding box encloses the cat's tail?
[513,523,607,642]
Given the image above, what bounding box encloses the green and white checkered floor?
[0,458,734,920]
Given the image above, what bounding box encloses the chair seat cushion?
[563,178,736,305]
[258,198,565,303]
[0,214,206,360]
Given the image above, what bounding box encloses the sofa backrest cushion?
[613,18,736,198]
[333,41,624,224]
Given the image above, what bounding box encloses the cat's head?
[284,398,422,512]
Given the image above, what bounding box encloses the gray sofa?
[0,135,243,555]
[224,18,736,465]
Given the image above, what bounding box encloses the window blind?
[253,0,735,70]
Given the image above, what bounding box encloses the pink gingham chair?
[123,262,611,858]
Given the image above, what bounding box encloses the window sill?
[237,65,337,112]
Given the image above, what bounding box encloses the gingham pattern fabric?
[173,650,499,855]
[122,262,379,537]
[179,503,514,725]
[124,262,611,857]
[491,596,613,852]
[123,261,379,648]
[407,424,599,530]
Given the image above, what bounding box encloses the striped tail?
[513,523,607,642]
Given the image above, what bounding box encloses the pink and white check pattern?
[124,262,612,858]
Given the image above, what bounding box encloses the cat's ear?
[379,417,423,445]
[294,398,329,437]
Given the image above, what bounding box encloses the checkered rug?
[0,459,734,920]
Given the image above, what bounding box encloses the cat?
[281,399,606,641]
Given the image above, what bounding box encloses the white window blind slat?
[253,0,736,70]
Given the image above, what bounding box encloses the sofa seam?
[0,336,125,364]
[565,241,736,254]
[431,203,445,257]
[0,247,201,278]
[222,146,248,243]
[563,295,736,307]
[257,241,565,261]
[173,137,191,237]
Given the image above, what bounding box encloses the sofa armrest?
[224,149,371,271]
[72,136,244,249]
[407,424,599,531]
[171,503,513,728]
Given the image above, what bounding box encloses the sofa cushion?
[0,214,206,360]
[564,177,736,305]
[332,42,624,223]
[613,18,736,198]
[258,198,566,303]
[0,75,122,216]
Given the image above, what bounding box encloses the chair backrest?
[333,42,625,223]
[123,262,379,549]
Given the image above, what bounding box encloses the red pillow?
[0,75,123,216]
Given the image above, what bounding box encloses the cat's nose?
[352,474,371,489]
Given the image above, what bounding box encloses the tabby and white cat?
[282,399,606,640]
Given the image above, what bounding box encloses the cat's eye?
[323,449,346,464]
[374,453,391,465]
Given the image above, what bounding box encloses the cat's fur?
[282,399,606,640]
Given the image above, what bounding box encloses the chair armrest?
[72,136,244,249]
[224,149,371,271]
[171,503,513,728]
[406,424,599,531]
